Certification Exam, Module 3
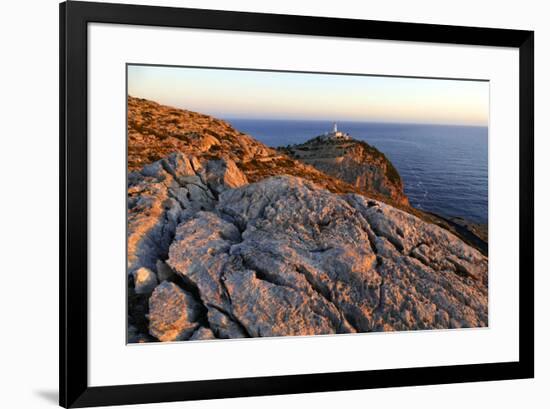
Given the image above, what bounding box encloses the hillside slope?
[128,96,406,205]
[279,134,409,205]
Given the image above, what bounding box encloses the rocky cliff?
[128,151,488,342]
[279,135,408,205]
[128,97,487,255]
[128,96,406,206]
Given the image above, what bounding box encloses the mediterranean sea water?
[226,119,488,224]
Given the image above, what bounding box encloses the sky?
[127,64,489,126]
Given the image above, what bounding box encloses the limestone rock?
[127,150,252,342]
[127,148,256,284]
[167,211,245,338]
[206,307,248,339]
[223,269,354,337]
[201,159,248,194]
[127,151,216,274]
[148,282,202,341]
[132,267,158,294]
[162,175,487,339]
[190,327,216,341]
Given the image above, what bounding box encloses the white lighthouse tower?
[319,121,350,141]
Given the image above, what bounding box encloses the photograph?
[0,0,539,407]
[126,64,489,343]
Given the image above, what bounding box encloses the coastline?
[423,211,488,256]
[229,118,488,225]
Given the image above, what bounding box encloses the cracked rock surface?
[148,281,203,341]
[128,152,488,342]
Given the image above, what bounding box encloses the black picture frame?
[60,1,534,407]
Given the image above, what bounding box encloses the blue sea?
[226,119,488,224]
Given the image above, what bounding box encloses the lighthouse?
[319,122,351,141]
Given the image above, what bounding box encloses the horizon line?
[221,116,489,128]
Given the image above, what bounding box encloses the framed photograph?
[60,1,534,407]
